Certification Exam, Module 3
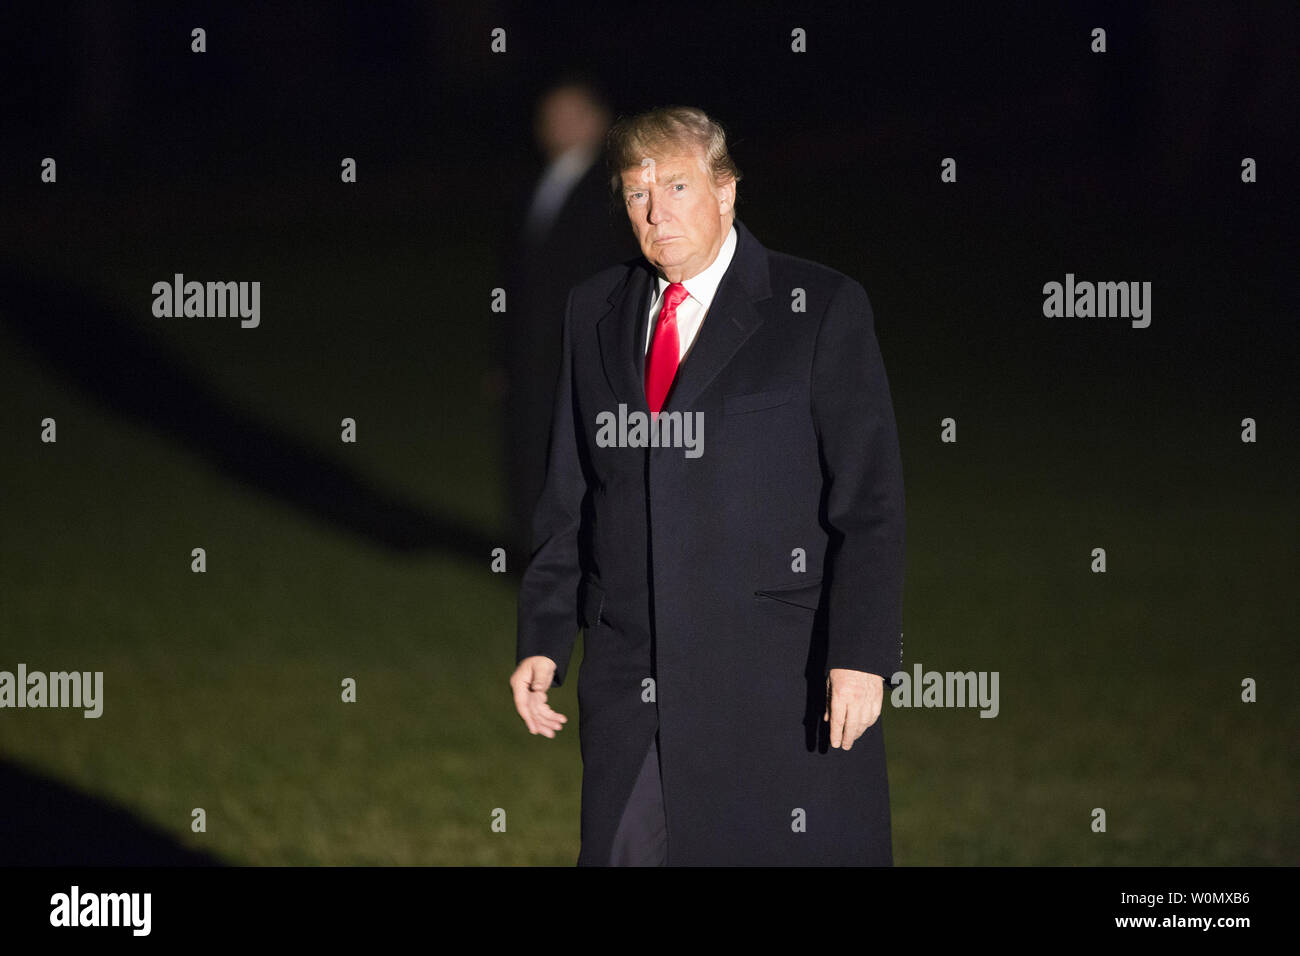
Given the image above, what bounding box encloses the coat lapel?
[661,219,772,413]
[596,258,656,414]
[595,218,773,415]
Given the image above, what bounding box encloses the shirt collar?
[655,223,738,305]
[547,144,596,181]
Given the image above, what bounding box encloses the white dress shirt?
[644,223,738,360]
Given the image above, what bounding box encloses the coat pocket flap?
[723,386,794,415]
[579,577,606,628]
[754,577,824,611]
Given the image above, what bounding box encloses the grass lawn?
[1,197,1294,865]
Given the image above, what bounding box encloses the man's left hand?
[824,669,884,750]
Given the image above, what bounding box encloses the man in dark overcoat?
[501,80,639,560]
[511,105,906,866]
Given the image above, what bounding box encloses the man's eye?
[673,183,686,191]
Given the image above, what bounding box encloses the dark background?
[0,1,1295,865]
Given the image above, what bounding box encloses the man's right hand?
[510,656,568,738]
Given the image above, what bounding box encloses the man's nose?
[647,196,669,224]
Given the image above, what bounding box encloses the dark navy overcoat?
[517,218,905,865]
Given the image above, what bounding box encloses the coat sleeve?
[810,276,906,685]
[514,287,587,687]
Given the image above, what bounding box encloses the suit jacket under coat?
[516,217,905,865]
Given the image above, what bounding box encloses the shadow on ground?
[0,758,224,866]
[0,262,500,562]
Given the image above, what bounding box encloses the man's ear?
[718,177,737,212]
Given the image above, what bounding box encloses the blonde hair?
[607,105,742,200]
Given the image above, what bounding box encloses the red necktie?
[646,282,688,414]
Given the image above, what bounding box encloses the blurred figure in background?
[501,78,639,563]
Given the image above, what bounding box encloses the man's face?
[620,148,735,283]
[535,86,605,160]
